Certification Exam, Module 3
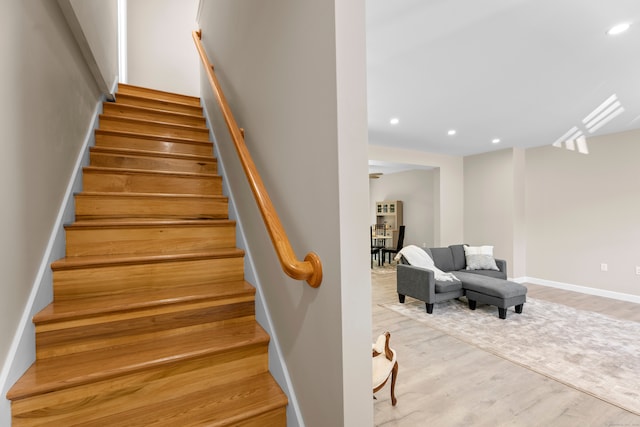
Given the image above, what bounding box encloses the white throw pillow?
[464,245,499,271]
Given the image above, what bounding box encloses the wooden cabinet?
[375,201,403,248]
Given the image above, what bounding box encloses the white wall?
[369,169,436,248]
[198,0,371,426]
[127,0,199,96]
[525,130,640,297]
[369,144,464,246]
[334,1,372,424]
[0,0,102,423]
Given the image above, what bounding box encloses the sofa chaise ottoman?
[396,244,527,319]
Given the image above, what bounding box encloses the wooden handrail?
[193,30,322,288]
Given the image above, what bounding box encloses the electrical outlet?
[600,263,608,272]
[636,266,640,275]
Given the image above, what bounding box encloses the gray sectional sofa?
[397,244,527,319]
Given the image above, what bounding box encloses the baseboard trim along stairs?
[6,83,288,426]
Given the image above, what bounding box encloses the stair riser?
[74,194,228,220]
[36,299,255,358]
[53,256,244,301]
[231,408,287,427]
[11,346,268,427]
[66,223,236,257]
[95,132,213,156]
[100,116,209,141]
[82,170,222,195]
[90,151,217,174]
[103,103,206,127]
[114,94,203,115]
[117,84,201,106]
[95,374,287,427]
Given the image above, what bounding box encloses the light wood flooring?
[372,266,640,427]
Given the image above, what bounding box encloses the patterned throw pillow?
[464,245,499,271]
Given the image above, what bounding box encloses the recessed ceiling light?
[492,138,500,144]
[390,118,399,125]
[447,130,456,136]
[607,23,631,35]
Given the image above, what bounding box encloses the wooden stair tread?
[100,114,209,133]
[83,372,287,427]
[95,129,213,147]
[114,93,204,114]
[99,115,210,143]
[90,146,216,163]
[77,191,227,200]
[105,102,205,121]
[83,165,219,179]
[7,319,268,400]
[103,103,207,128]
[65,218,235,229]
[34,280,255,324]
[74,192,229,221]
[51,248,244,270]
[117,83,201,106]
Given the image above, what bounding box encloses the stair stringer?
[0,95,106,426]
[201,102,304,427]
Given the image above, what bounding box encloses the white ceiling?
[366,0,640,158]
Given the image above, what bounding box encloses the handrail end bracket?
[304,252,323,288]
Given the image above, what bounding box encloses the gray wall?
[65,0,119,94]
[127,0,200,96]
[198,0,372,426]
[525,130,640,297]
[369,169,436,248]
[464,148,526,277]
[0,0,102,422]
[463,133,640,298]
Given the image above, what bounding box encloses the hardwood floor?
[525,283,640,323]
[372,266,640,427]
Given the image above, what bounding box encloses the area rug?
[382,297,640,415]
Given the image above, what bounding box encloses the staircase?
[6,84,288,426]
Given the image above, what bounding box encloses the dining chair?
[371,226,384,268]
[382,225,405,264]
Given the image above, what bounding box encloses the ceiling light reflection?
[552,127,589,155]
[576,136,589,154]
[583,94,625,133]
[553,126,579,147]
[607,23,631,35]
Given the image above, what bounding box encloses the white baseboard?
[512,276,640,304]
[107,76,119,101]
[200,100,304,427]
